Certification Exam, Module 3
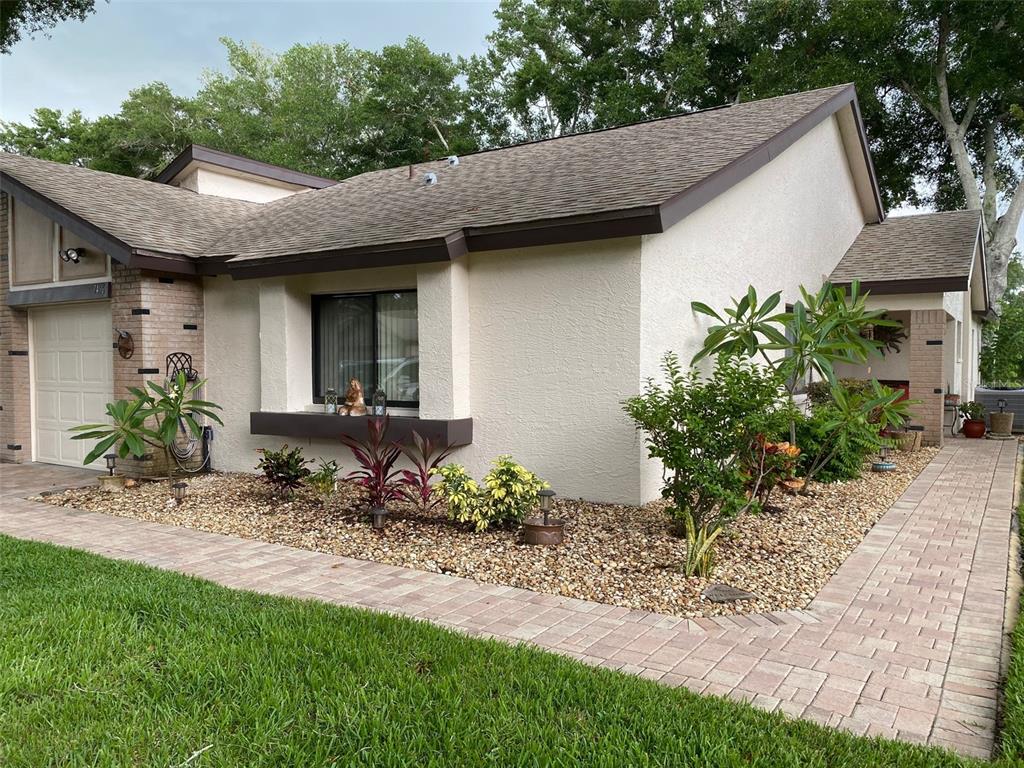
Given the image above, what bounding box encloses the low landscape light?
[172,481,188,504]
[104,453,116,476]
[998,398,1007,413]
[538,489,555,525]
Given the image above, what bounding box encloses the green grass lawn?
[0,535,991,767]
[998,473,1024,763]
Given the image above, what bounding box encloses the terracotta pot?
[523,517,565,545]
[962,419,986,438]
[990,412,1015,435]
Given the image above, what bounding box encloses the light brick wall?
[0,193,31,463]
[908,309,946,447]
[111,265,206,477]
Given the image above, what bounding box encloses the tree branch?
[982,122,998,239]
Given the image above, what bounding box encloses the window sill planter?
[250,412,472,446]
[962,419,986,438]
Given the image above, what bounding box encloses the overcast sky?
[0,0,499,123]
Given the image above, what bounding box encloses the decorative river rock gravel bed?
[37,448,937,619]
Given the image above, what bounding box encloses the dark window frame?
[311,290,419,408]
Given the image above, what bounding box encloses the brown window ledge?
[249,412,472,446]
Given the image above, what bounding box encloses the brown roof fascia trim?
[128,248,199,276]
[847,90,886,223]
[0,172,134,264]
[227,237,457,280]
[155,144,337,189]
[832,276,969,295]
[658,85,884,231]
[464,206,661,252]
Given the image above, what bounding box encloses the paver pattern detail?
[0,439,1017,758]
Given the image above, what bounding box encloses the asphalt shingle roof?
[0,84,866,266]
[205,84,857,262]
[830,210,982,285]
[0,152,258,257]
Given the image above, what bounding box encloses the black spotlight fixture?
[60,247,84,263]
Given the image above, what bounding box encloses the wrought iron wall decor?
[115,329,134,360]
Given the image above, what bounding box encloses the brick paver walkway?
[1,439,1019,758]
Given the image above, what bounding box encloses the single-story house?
[0,83,990,504]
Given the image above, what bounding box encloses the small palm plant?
[70,371,223,477]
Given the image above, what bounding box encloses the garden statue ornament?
[339,378,368,416]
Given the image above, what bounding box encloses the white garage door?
[31,302,113,468]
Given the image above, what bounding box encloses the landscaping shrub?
[256,444,312,496]
[306,458,340,495]
[624,353,794,534]
[71,370,223,477]
[433,457,547,532]
[797,381,913,482]
[805,377,874,407]
[399,431,455,513]
[341,416,405,510]
[794,407,878,482]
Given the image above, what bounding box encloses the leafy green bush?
[307,458,340,495]
[433,457,547,532]
[481,455,547,528]
[624,354,794,534]
[71,371,223,477]
[256,444,312,497]
[794,407,878,482]
[797,381,913,482]
[805,377,874,407]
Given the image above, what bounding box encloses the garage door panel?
[32,302,112,469]
[57,351,82,384]
[81,350,109,384]
[82,392,109,423]
[35,351,58,384]
[35,429,60,464]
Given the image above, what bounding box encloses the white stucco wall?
[177,167,306,203]
[636,115,869,501]
[460,240,643,502]
[202,112,874,504]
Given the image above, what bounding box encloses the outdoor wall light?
[104,454,116,476]
[59,247,84,263]
[172,481,188,504]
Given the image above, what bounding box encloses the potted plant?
[990,398,1016,436]
[959,401,987,438]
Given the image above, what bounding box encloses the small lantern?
[172,481,188,504]
[325,387,338,415]
[538,489,556,525]
[104,453,117,477]
[371,508,387,529]
[372,387,387,417]
[998,398,1007,413]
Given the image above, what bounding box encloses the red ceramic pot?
[962,419,986,438]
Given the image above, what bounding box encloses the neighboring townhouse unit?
[0,84,989,503]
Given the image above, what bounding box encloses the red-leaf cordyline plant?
[340,416,405,511]
[399,430,454,514]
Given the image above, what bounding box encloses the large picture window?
[313,291,419,407]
